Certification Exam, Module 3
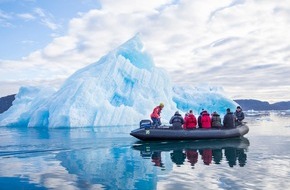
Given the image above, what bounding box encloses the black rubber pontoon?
[130,120,249,141]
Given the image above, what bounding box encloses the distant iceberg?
[0,35,237,127]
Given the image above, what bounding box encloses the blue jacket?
[234,110,245,121]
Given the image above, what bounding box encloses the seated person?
[201,110,211,129]
[169,111,184,129]
[211,111,222,128]
[183,110,197,129]
[223,108,235,128]
[234,106,245,125]
[197,109,204,128]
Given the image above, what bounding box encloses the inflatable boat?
[130,120,249,141]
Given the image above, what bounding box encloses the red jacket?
[183,113,197,129]
[201,111,211,129]
[150,106,162,118]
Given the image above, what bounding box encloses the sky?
[0,0,289,103]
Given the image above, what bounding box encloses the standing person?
[223,108,236,128]
[211,111,222,128]
[169,111,184,129]
[183,110,197,129]
[201,110,211,129]
[150,103,164,127]
[234,106,245,125]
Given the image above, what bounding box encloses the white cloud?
[0,10,11,19]
[1,0,290,102]
[17,13,35,21]
[0,10,13,27]
[99,0,172,13]
[34,7,59,30]
[34,7,46,17]
[21,40,37,44]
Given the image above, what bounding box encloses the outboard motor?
[140,119,152,129]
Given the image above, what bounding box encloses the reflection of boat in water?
[244,109,270,117]
[132,137,250,167]
[132,137,250,152]
[130,120,249,141]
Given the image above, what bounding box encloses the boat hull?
[130,124,249,141]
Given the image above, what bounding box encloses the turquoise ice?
[0,35,237,127]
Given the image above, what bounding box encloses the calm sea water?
[0,113,290,190]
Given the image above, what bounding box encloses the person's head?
[175,111,179,115]
[159,103,164,108]
[226,108,231,113]
[236,106,241,111]
[189,110,193,113]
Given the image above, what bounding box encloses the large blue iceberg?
[0,35,237,127]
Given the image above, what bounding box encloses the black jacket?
[170,113,184,129]
[223,112,235,128]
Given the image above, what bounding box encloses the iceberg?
[0,35,237,127]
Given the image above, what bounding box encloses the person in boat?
[223,108,236,128]
[169,111,184,129]
[183,110,197,129]
[234,106,245,125]
[197,109,204,128]
[201,110,211,129]
[211,111,222,128]
[150,103,164,127]
[183,112,188,128]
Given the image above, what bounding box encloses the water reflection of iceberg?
[132,137,250,168]
[55,144,160,190]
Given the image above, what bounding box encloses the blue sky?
[0,0,290,103]
[0,0,101,59]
